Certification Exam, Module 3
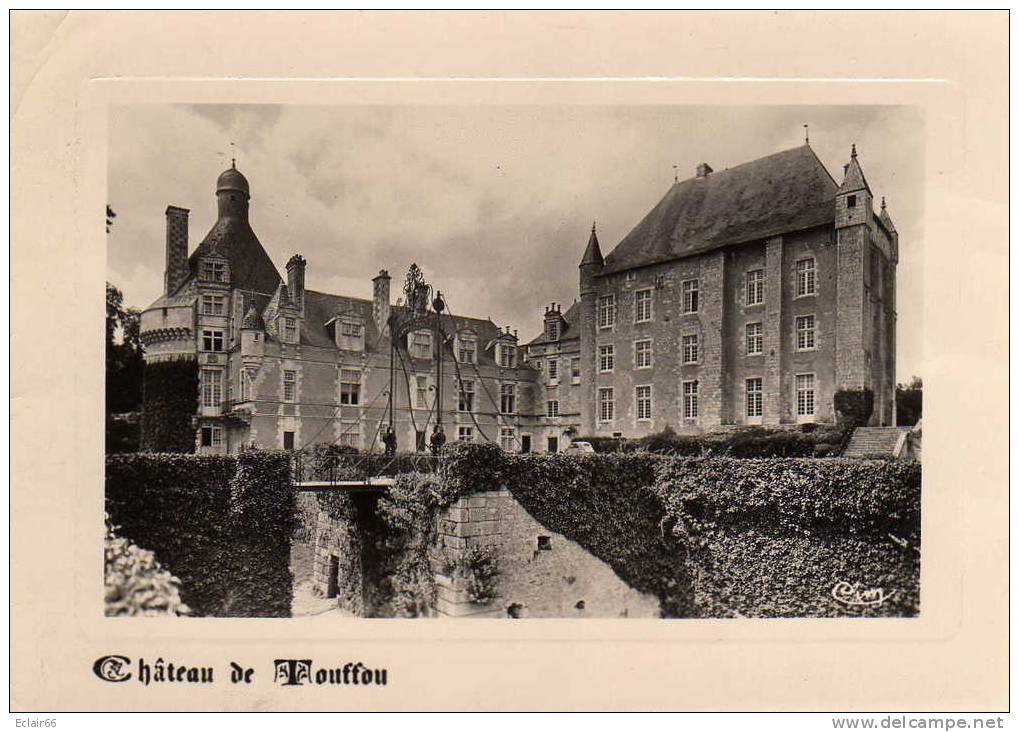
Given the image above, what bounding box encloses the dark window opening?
[537,536,552,551]
[547,436,558,453]
[283,431,295,450]
[200,427,213,447]
[327,555,339,599]
[521,435,531,453]
[847,194,857,209]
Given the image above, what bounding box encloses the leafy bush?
[140,359,199,453]
[104,517,189,617]
[575,424,852,458]
[446,545,500,605]
[834,388,875,425]
[652,457,921,617]
[105,451,293,617]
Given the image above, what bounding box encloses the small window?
[746,322,763,356]
[201,294,226,316]
[200,260,227,283]
[597,295,616,329]
[682,334,699,364]
[746,269,765,306]
[200,425,223,447]
[239,369,253,401]
[498,344,517,368]
[457,426,474,442]
[339,369,360,406]
[796,315,816,350]
[458,380,475,412]
[847,195,857,209]
[635,385,652,421]
[410,330,432,360]
[546,400,560,418]
[415,375,430,409]
[284,317,298,343]
[634,289,653,323]
[796,258,817,297]
[283,369,297,403]
[201,369,222,408]
[457,334,477,364]
[547,359,559,382]
[598,387,615,422]
[537,536,552,551]
[546,320,560,341]
[500,383,515,415]
[338,427,359,449]
[571,357,581,381]
[682,380,699,419]
[499,427,516,451]
[598,344,614,373]
[201,328,224,352]
[746,378,763,419]
[682,279,699,314]
[635,339,653,368]
[340,321,363,338]
[796,373,816,418]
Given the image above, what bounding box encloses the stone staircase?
[842,426,911,458]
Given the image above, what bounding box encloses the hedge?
[575,424,854,458]
[140,359,199,453]
[105,451,294,617]
[652,457,921,617]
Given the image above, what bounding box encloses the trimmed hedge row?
[439,444,920,618]
[140,359,199,453]
[105,451,294,617]
[576,424,854,458]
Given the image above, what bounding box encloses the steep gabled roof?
[187,218,282,295]
[601,145,838,275]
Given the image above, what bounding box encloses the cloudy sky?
[108,103,924,380]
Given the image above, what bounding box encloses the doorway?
[327,555,339,598]
[521,435,531,453]
[547,436,558,453]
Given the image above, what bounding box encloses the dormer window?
[409,330,432,360]
[498,343,517,368]
[284,317,298,343]
[457,334,477,364]
[200,260,227,283]
[336,318,365,352]
[546,320,560,341]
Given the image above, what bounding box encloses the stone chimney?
[164,206,190,295]
[696,163,713,178]
[372,269,391,337]
[286,254,306,312]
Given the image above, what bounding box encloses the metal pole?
[388,314,395,432]
[433,291,445,431]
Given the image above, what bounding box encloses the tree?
[895,376,922,427]
[106,282,146,450]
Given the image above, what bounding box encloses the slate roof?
[187,218,282,296]
[601,145,839,275]
[526,300,581,346]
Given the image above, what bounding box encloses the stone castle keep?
[139,143,898,453]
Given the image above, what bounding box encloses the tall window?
[683,380,699,419]
[201,328,224,352]
[458,379,475,412]
[682,334,699,364]
[546,320,560,341]
[597,295,616,329]
[500,383,515,414]
[240,369,253,401]
[796,315,816,350]
[283,370,296,403]
[339,369,360,406]
[201,369,222,408]
[457,335,477,364]
[284,317,298,342]
[500,427,516,451]
[635,339,653,368]
[746,269,765,306]
[682,279,699,314]
[458,426,474,442]
[200,260,226,283]
[410,331,432,360]
[746,322,763,355]
[746,377,763,419]
[415,375,429,409]
[546,400,560,418]
[598,344,614,373]
[796,258,817,296]
[571,357,581,381]
[796,373,816,418]
[598,387,615,422]
[201,294,226,316]
[635,385,652,421]
[498,344,516,368]
[548,359,559,382]
[200,425,223,447]
[635,289,653,322]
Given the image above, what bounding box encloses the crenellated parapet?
[139,326,193,346]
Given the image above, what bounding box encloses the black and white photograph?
[104,103,924,620]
